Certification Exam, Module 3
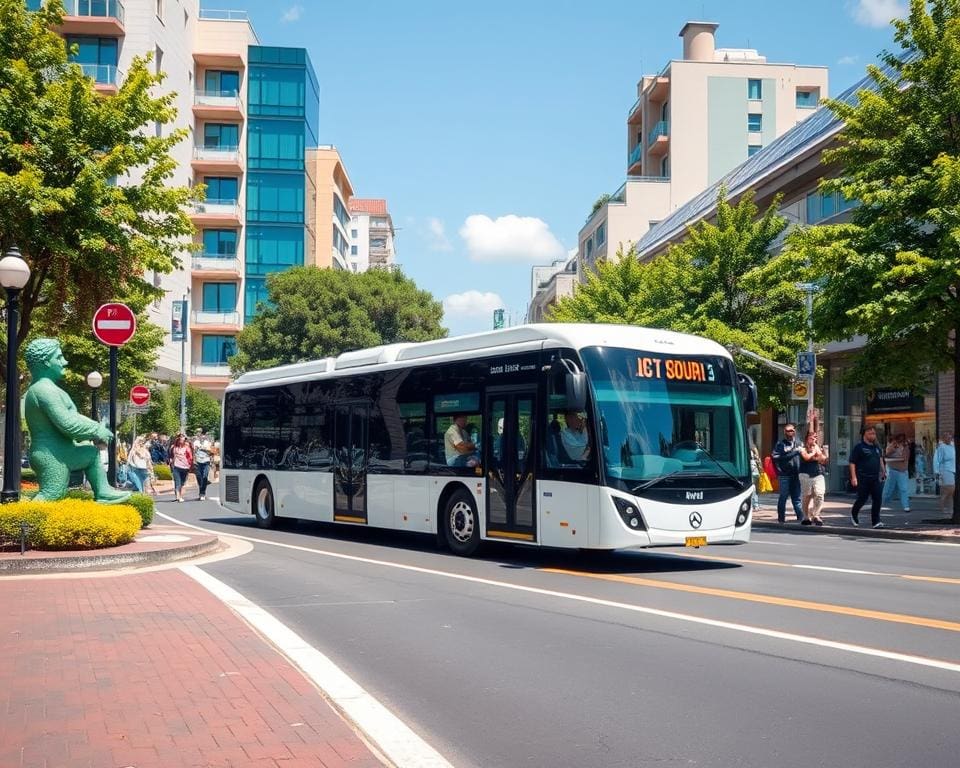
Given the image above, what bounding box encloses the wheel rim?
[449,500,475,544]
[256,487,272,520]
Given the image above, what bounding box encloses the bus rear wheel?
[444,489,480,556]
[253,479,276,529]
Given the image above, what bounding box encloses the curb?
[753,521,959,542]
[0,535,222,573]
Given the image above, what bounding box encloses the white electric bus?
[219,324,758,555]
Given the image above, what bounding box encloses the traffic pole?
[108,346,117,487]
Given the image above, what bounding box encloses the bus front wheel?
[253,479,276,529]
[444,489,480,556]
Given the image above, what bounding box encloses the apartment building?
[348,199,396,272]
[526,257,577,323]
[577,21,828,278]
[308,146,354,271]
[30,2,323,399]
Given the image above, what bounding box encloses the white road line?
[160,512,960,675]
[181,565,454,768]
[792,564,891,576]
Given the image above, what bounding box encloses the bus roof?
[227,323,732,390]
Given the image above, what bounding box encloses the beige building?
[308,146,354,271]
[348,199,397,272]
[577,20,828,279]
[526,257,578,322]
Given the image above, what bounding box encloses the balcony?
[191,310,241,331]
[646,75,669,103]
[647,120,669,156]
[191,255,241,277]
[627,96,642,125]
[77,63,120,92]
[190,199,242,225]
[192,144,243,174]
[57,0,125,36]
[193,90,243,120]
[627,144,643,175]
[190,364,231,378]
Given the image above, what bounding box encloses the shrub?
[0,499,140,550]
[126,493,155,528]
[153,463,172,481]
[21,468,37,482]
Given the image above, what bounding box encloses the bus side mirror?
[738,373,758,416]
[565,371,587,411]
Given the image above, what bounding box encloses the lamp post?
[86,371,103,422]
[795,281,820,431]
[0,247,31,504]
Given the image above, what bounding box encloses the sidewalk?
[753,491,960,540]
[0,520,388,767]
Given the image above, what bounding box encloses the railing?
[194,90,243,110]
[193,145,241,163]
[78,63,119,85]
[191,255,240,272]
[192,311,241,326]
[64,0,125,24]
[191,199,241,217]
[198,9,248,21]
[628,144,643,166]
[627,96,642,119]
[647,120,669,146]
[191,364,231,377]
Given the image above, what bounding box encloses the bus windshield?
[580,346,749,490]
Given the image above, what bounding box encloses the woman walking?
[170,433,193,503]
[126,436,152,494]
[799,430,829,526]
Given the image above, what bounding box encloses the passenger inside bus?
[444,413,480,467]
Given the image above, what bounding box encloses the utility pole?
[795,282,819,433]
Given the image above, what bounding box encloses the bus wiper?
[694,446,747,488]
[631,471,684,493]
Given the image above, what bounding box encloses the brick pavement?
[0,570,387,768]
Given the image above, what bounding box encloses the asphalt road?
[162,497,960,768]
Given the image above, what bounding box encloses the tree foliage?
[551,190,804,407]
[134,383,222,438]
[231,267,447,373]
[0,0,195,385]
[780,0,960,519]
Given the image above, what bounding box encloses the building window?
[747,113,762,132]
[203,123,239,148]
[204,70,240,96]
[246,172,304,223]
[596,222,606,246]
[201,335,237,365]
[586,238,594,258]
[203,176,239,203]
[351,229,358,238]
[805,189,859,224]
[748,79,762,100]
[66,36,118,84]
[796,89,819,108]
[201,283,238,313]
[202,229,238,257]
[350,245,358,255]
[748,144,762,157]
[660,155,670,177]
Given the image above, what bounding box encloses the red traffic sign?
[92,303,136,346]
[130,385,150,407]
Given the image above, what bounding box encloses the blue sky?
[202,0,904,336]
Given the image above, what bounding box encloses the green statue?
[23,338,131,503]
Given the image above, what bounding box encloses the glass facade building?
[244,45,320,322]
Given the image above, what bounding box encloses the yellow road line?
[541,568,960,633]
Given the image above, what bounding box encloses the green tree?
[784,0,960,519]
[0,0,195,385]
[231,267,447,373]
[552,191,804,407]
[136,383,221,437]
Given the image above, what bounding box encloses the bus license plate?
[685,536,707,548]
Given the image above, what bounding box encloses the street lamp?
[795,281,821,429]
[0,247,31,503]
[86,371,103,422]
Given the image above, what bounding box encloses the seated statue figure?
[23,338,131,503]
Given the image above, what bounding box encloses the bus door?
[333,403,368,523]
[484,390,536,541]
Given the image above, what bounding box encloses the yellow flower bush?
[0,499,141,550]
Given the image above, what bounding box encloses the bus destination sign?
[635,356,717,384]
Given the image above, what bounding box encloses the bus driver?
[561,410,590,463]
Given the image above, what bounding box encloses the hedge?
[18,489,155,528]
[153,463,172,481]
[0,499,141,550]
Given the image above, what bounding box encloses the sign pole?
[179,294,187,434]
[108,346,118,487]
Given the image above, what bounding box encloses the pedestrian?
[849,424,886,528]
[192,429,213,501]
[772,423,803,524]
[126,436,152,494]
[211,438,221,481]
[933,431,956,517]
[798,430,828,526]
[749,445,762,512]
[881,433,911,516]
[170,433,193,503]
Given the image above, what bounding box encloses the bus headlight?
[613,497,646,531]
[736,499,751,527]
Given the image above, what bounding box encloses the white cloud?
[838,54,860,65]
[459,214,566,263]
[850,0,906,28]
[281,4,303,22]
[426,217,453,252]
[443,290,504,320]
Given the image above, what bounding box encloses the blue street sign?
[797,352,816,377]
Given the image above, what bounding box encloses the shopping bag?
[758,472,773,494]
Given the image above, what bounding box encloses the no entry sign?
[92,303,136,346]
[130,385,150,407]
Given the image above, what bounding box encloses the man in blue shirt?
[849,424,887,528]
[772,423,803,524]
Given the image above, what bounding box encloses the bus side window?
[400,402,428,472]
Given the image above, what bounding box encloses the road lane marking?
[158,512,960,675]
[182,565,453,768]
[540,568,960,633]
